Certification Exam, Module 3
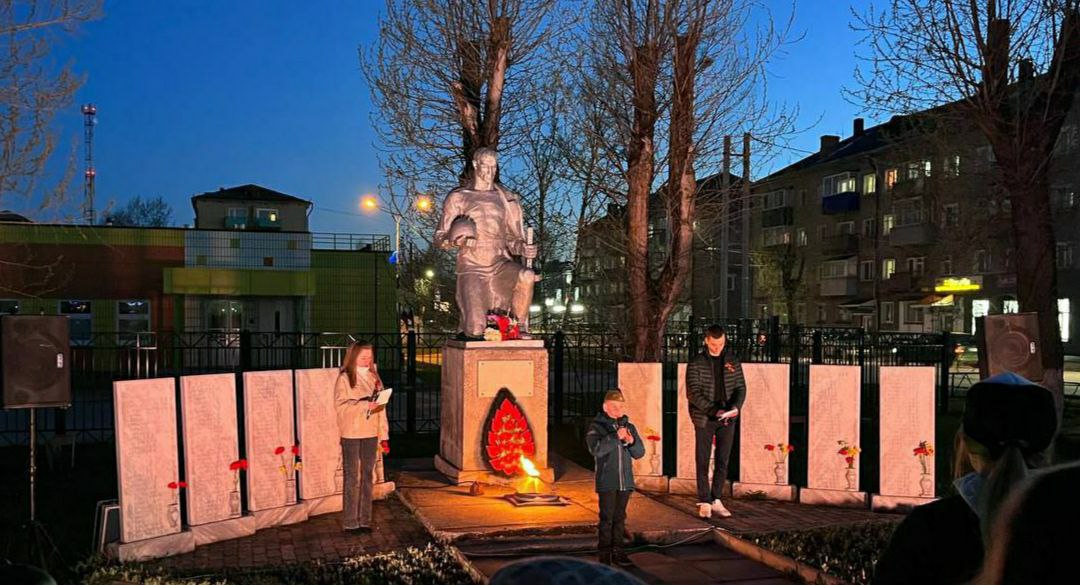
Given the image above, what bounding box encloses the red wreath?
[483,389,536,477]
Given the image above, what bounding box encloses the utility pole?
[741,132,752,320]
[720,135,731,319]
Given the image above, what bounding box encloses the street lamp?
[359,193,434,264]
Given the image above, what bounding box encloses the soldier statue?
[434,148,537,339]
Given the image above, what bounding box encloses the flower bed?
[79,544,477,585]
[743,521,898,585]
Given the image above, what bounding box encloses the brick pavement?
[655,492,903,535]
[155,496,433,571]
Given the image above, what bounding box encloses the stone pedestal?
[733,482,798,501]
[870,494,934,513]
[108,530,195,562]
[437,340,553,485]
[799,487,869,509]
[305,494,344,516]
[619,362,667,492]
[251,504,310,530]
[190,515,257,546]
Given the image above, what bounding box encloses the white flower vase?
[649,442,660,475]
[286,476,297,505]
[919,473,933,497]
[845,468,857,491]
[167,501,180,529]
[774,462,785,485]
[229,489,241,517]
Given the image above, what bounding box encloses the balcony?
[822,191,860,215]
[224,217,247,229]
[761,207,794,228]
[820,276,858,297]
[891,177,925,197]
[255,216,282,230]
[882,271,927,294]
[888,222,937,247]
[822,233,859,256]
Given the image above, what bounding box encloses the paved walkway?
[654,492,903,536]
[155,497,430,571]
[468,544,799,584]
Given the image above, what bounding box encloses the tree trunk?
[1008,178,1065,420]
[625,42,660,362]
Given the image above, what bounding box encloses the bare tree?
[361,0,566,195]
[752,242,806,324]
[0,0,100,296]
[852,0,1080,416]
[0,0,98,212]
[573,0,793,361]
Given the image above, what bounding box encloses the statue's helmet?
[448,215,477,243]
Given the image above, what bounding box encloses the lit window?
[257,208,279,222]
[1003,299,1019,314]
[882,258,896,280]
[862,174,877,195]
[797,228,807,247]
[0,300,18,315]
[882,214,895,235]
[972,299,990,334]
[822,172,857,196]
[885,168,898,189]
[1059,298,1071,342]
[944,154,961,177]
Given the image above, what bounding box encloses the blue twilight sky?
[44,0,870,234]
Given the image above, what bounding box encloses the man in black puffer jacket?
[686,324,746,519]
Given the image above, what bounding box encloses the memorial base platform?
[733,482,798,502]
[870,494,936,513]
[108,530,196,562]
[251,504,310,531]
[191,515,257,546]
[798,487,869,509]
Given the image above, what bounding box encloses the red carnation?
[845,456,855,467]
[274,446,286,455]
[229,459,248,471]
[786,445,795,453]
[764,444,776,451]
[168,481,178,489]
[291,445,300,456]
[177,481,188,488]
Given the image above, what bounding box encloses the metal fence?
[1,320,981,445]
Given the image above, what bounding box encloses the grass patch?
[78,543,477,585]
[744,521,898,585]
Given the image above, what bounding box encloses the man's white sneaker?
[697,503,712,518]
[711,499,732,518]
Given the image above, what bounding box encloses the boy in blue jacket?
[585,389,646,566]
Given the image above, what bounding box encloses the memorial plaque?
[243,370,297,512]
[674,364,695,488]
[739,364,791,486]
[478,360,534,397]
[618,363,665,490]
[879,367,936,498]
[295,368,342,500]
[180,373,240,526]
[807,366,861,492]
[114,378,181,543]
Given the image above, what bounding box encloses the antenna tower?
[81,104,97,224]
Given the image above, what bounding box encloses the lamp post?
[360,193,433,268]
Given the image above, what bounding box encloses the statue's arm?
[503,190,528,255]
[434,192,463,249]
